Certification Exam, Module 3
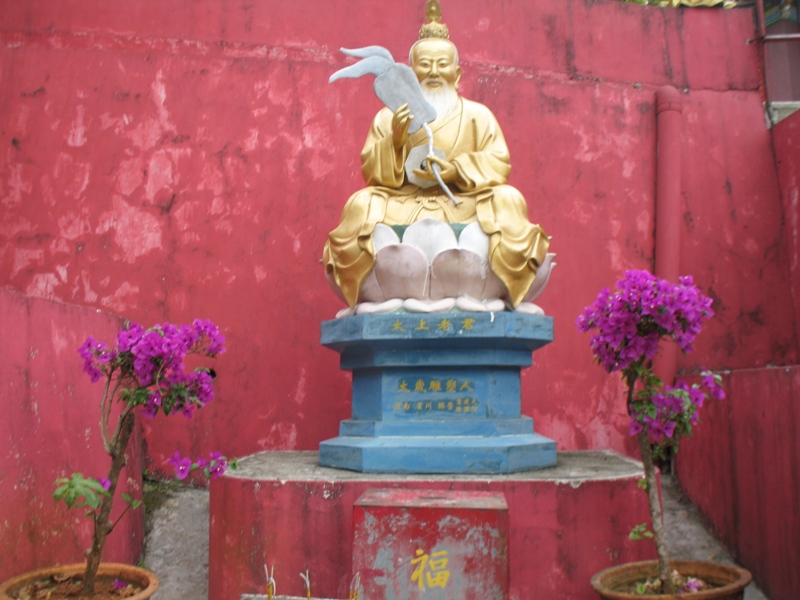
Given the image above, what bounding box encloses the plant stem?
[108,497,135,535]
[108,402,135,454]
[81,411,135,596]
[99,375,113,453]
[100,376,124,453]
[637,429,674,594]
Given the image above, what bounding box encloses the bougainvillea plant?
[54,320,233,596]
[577,270,725,594]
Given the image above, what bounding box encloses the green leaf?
[119,493,143,511]
[629,522,654,541]
[53,473,109,511]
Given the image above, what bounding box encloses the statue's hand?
[392,103,413,150]
[413,155,459,184]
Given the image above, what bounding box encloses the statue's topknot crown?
[419,0,450,40]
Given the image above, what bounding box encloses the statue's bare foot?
[455,296,505,312]
[514,302,545,316]
[403,298,457,313]
[335,306,357,319]
[335,296,544,318]
[355,299,404,315]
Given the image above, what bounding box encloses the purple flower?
[681,577,702,593]
[113,578,127,590]
[166,451,231,481]
[116,323,145,353]
[209,463,227,478]
[98,478,111,490]
[579,272,723,452]
[643,415,676,444]
[142,392,162,419]
[577,270,713,375]
[206,451,228,478]
[167,451,192,480]
[193,319,226,356]
[185,369,215,407]
[702,372,726,400]
[78,336,112,383]
[79,317,224,467]
[181,403,196,419]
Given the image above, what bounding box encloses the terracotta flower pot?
[591,560,752,599]
[0,562,158,600]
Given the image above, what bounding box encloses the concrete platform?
[207,450,655,600]
[145,471,769,600]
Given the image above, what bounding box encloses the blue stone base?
[320,433,556,474]
[319,312,557,474]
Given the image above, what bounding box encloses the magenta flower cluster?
[576,270,714,375]
[577,270,724,450]
[629,375,725,445]
[168,450,232,480]
[78,319,225,419]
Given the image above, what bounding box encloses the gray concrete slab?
[142,453,768,600]
[661,475,767,600]
[227,449,645,482]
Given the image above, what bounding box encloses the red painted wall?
[0,2,795,468]
[675,367,800,600]
[773,110,800,346]
[673,106,800,600]
[0,288,144,581]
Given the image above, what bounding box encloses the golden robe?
[323,97,549,307]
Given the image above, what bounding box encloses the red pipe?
[752,0,771,105]
[654,86,683,386]
[755,0,767,40]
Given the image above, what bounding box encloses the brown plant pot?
[0,562,158,600]
[591,560,752,599]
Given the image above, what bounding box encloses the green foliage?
[629,522,655,541]
[53,473,110,511]
[121,493,142,511]
[54,472,144,519]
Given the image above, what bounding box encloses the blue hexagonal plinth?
[319,312,557,474]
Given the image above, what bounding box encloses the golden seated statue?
[323,1,552,315]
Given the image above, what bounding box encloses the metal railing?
[752,0,800,41]
[750,0,800,105]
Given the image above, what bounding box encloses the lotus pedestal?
[319,312,556,474]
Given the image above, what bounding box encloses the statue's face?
[411,39,461,91]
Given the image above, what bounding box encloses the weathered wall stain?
[0,1,795,472]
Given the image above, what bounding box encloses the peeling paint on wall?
[0,1,794,472]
